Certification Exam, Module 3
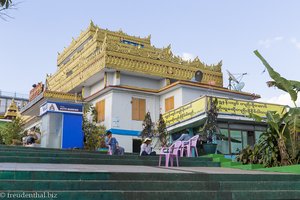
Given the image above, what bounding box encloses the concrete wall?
[89,89,160,153]
[111,90,159,131]
[89,79,105,96]
[159,88,182,113]
[181,86,255,105]
[90,92,113,129]
[120,74,161,90]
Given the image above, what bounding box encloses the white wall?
[111,90,160,131]
[159,88,182,113]
[90,92,113,129]
[89,79,105,96]
[120,74,161,90]
[159,79,168,88]
[106,72,115,86]
[113,135,135,153]
[87,89,160,153]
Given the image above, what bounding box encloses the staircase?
[0,145,219,167]
[0,145,300,200]
[0,170,300,200]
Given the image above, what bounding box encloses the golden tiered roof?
[4,99,19,119]
[47,21,223,92]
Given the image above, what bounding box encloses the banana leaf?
[254,50,299,103]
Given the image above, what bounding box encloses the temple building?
[21,21,285,154]
[0,90,28,116]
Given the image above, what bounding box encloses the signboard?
[163,96,286,127]
[40,102,83,116]
[29,82,44,102]
[215,97,286,117]
[163,97,206,126]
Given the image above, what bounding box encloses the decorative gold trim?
[43,90,82,101]
[47,22,223,92]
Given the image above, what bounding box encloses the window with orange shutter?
[165,96,174,112]
[96,99,105,122]
[132,97,146,121]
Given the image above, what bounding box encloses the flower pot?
[203,143,217,154]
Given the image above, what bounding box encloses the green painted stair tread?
[1,190,300,200]
[1,171,300,181]
[0,156,220,167]
[1,180,300,191]
[0,151,213,161]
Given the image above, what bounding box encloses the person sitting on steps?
[140,138,156,156]
[105,131,125,155]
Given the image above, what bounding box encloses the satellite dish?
[194,70,203,82]
[234,82,245,91]
[226,70,238,82]
[226,70,247,91]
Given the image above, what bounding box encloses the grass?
[257,164,300,174]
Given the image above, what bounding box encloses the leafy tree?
[0,117,24,145]
[141,111,154,139]
[157,114,168,147]
[238,50,300,167]
[82,104,106,151]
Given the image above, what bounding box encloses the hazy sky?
[1,0,299,105]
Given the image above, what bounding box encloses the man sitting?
[105,131,125,155]
[140,138,156,156]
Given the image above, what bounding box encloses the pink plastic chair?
[181,135,199,157]
[158,141,182,167]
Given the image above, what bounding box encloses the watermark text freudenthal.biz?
[0,192,58,199]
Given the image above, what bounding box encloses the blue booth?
[39,101,83,149]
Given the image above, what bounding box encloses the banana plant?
[253,50,300,165]
[250,111,291,166]
[254,50,300,107]
[284,107,300,163]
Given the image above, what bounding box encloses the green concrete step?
[0,156,220,167]
[0,150,213,162]
[0,145,102,153]
[1,180,300,191]
[1,171,299,200]
[1,171,300,181]
[1,190,299,200]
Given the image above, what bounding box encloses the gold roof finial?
[89,20,95,27]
